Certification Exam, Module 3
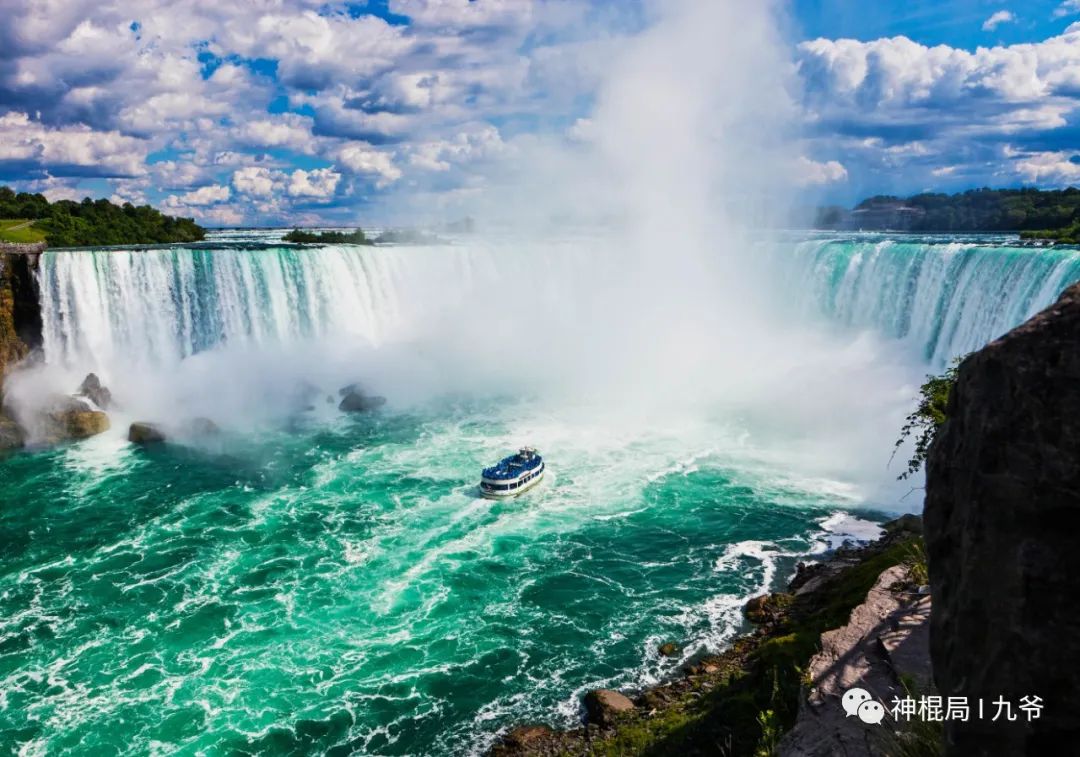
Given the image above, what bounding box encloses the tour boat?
[480,447,545,498]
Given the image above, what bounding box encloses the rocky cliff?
[925,281,1080,755]
[0,251,42,382]
[0,250,42,449]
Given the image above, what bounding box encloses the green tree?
[893,359,962,479]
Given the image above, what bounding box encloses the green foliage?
[753,708,782,757]
[893,359,962,480]
[0,186,205,247]
[0,219,46,244]
[283,228,372,244]
[903,540,929,586]
[1020,220,1080,244]
[828,187,1080,232]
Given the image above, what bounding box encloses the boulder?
[129,422,166,444]
[186,417,220,436]
[658,641,680,657]
[43,396,109,441]
[338,384,387,413]
[499,725,554,750]
[77,372,111,409]
[925,281,1080,755]
[743,592,792,626]
[583,689,635,727]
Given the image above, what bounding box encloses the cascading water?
[782,234,1080,365]
[6,231,1080,755]
[36,241,501,369]
[37,234,1080,375]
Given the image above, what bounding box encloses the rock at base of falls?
[77,372,112,409]
[129,422,166,444]
[42,396,110,442]
[0,412,24,451]
[338,384,387,413]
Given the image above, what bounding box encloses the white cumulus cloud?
[982,11,1016,32]
[1009,149,1080,184]
[795,156,848,185]
[336,145,402,188]
[167,183,231,206]
[232,166,287,198]
[287,167,341,199]
[0,111,147,177]
[1053,0,1080,19]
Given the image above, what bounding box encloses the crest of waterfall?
[780,236,1080,365]
[37,235,1080,375]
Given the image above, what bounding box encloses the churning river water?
[2,230,1078,754]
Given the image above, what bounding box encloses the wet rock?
[658,641,680,657]
[0,412,23,451]
[129,422,166,444]
[186,417,220,436]
[43,396,109,441]
[925,281,1080,754]
[583,689,635,727]
[338,384,387,413]
[743,592,792,626]
[496,725,554,752]
[77,373,111,409]
[638,689,667,710]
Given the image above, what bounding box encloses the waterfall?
[781,236,1080,365]
[36,243,501,370]
[34,234,1080,376]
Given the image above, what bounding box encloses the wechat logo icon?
[842,687,884,725]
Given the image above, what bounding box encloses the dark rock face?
[0,253,42,378]
[925,282,1080,755]
[882,513,923,536]
[186,417,220,436]
[77,373,112,409]
[0,412,23,451]
[338,384,387,413]
[0,256,30,380]
[129,422,166,444]
[583,689,635,726]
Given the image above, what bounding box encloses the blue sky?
[1,0,1079,224]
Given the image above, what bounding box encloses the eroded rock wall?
[925,281,1080,755]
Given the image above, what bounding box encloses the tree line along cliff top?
[815,186,1080,240]
[0,187,205,248]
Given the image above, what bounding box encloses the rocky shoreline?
[488,516,928,756]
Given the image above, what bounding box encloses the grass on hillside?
[0,219,47,244]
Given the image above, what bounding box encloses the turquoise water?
[3,231,1077,754]
[780,234,1080,365]
[1,399,872,755]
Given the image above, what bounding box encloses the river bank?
[489,516,928,756]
